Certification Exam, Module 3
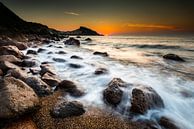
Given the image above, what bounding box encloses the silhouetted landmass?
[66,26,103,36]
[0,2,101,39]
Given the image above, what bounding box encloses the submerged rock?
[163,54,185,62]
[26,50,37,55]
[70,55,83,60]
[41,72,60,87]
[0,45,24,59]
[56,51,66,54]
[130,86,164,114]
[85,38,92,41]
[64,37,80,46]
[19,60,36,67]
[68,63,83,69]
[93,51,109,57]
[37,48,47,53]
[51,100,85,118]
[0,77,39,119]
[159,117,180,129]
[52,58,66,63]
[25,77,53,97]
[94,68,108,75]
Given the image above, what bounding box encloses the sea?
[24,36,194,129]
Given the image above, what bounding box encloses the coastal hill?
[66,26,103,36]
[0,2,101,38]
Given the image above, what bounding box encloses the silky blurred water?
[25,36,194,129]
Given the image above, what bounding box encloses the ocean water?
[25,36,194,129]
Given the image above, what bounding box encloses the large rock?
[93,51,108,57]
[25,77,53,97]
[130,86,164,114]
[40,63,55,76]
[163,54,185,62]
[51,100,85,118]
[103,78,127,106]
[0,39,27,50]
[56,80,84,97]
[64,38,80,46]
[26,50,37,55]
[0,61,20,72]
[41,72,60,87]
[6,68,27,81]
[0,77,39,119]
[0,55,22,63]
[94,68,108,75]
[159,117,180,129]
[0,45,24,59]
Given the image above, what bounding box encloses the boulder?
[93,51,108,57]
[26,50,37,55]
[0,61,20,72]
[130,86,164,114]
[0,69,3,76]
[18,60,36,67]
[40,64,55,76]
[163,54,185,62]
[56,51,66,54]
[94,68,108,75]
[68,63,83,69]
[0,39,27,50]
[52,58,66,63]
[25,77,53,97]
[85,38,92,41]
[70,55,83,60]
[6,68,27,81]
[56,80,84,97]
[41,72,60,87]
[0,77,39,119]
[0,55,22,64]
[103,85,123,106]
[64,38,80,46]
[0,45,24,59]
[37,48,46,53]
[29,67,40,75]
[159,117,180,129]
[51,100,85,118]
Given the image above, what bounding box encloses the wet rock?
[51,100,85,118]
[85,38,92,41]
[47,44,53,47]
[6,68,27,81]
[64,37,80,46]
[94,68,108,75]
[93,51,108,57]
[40,64,55,76]
[29,67,40,75]
[103,85,123,106]
[130,86,164,114]
[52,58,66,63]
[56,80,84,97]
[76,35,81,38]
[41,72,60,87]
[0,69,3,76]
[26,50,37,55]
[47,51,53,54]
[0,45,24,59]
[25,77,53,97]
[107,78,127,88]
[163,54,185,62]
[19,60,36,67]
[37,48,46,53]
[0,61,20,72]
[0,39,27,50]
[68,63,83,69]
[159,117,180,129]
[42,39,50,44]
[0,55,22,63]
[56,51,66,54]
[70,55,83,60]
[0,77,39,119]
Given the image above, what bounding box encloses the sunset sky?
[1,0,194,35]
